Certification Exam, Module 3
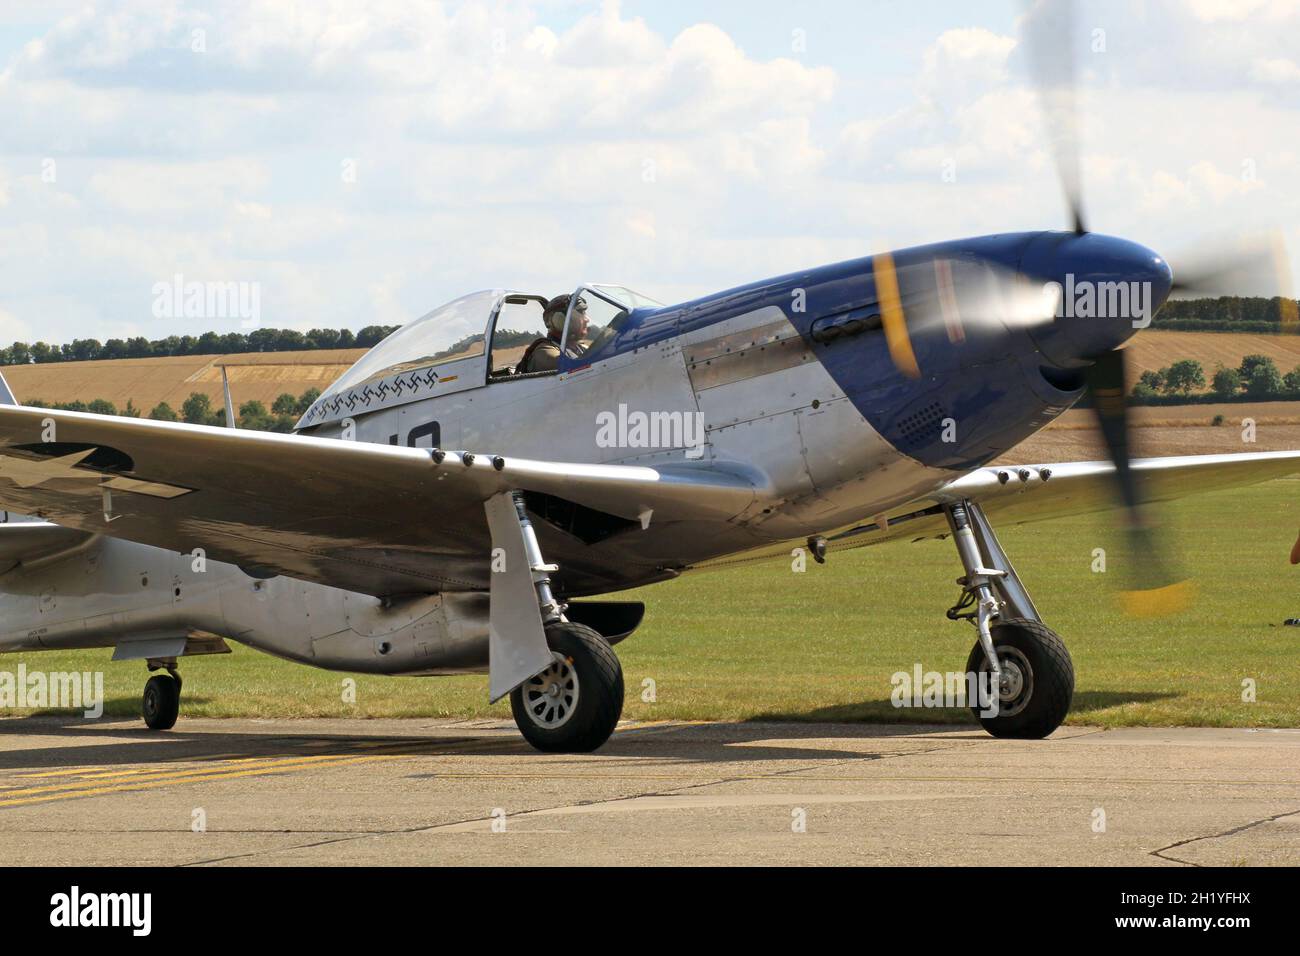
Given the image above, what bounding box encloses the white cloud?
[1187,0,1300,22]
[833,29,1038,182]
[0,0,1296,348]
[919,27,1017,98]
[88,159,270,214]
[1250,56,1300,84]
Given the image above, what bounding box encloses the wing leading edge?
[694,449,1300,569]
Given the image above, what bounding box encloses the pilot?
[519,294,589,373]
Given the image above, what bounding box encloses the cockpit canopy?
[297,285,664,429]
[322,290,498,397]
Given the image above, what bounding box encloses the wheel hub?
[992,646,1034,717]
[999,660,1025,700]
[521,652,579,730]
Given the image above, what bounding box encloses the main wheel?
[511,622,624,753]
[965,617,1073,739]
[142,674,180,731]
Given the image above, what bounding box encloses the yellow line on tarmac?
[70,768,160,780]
[0,752,406,801]
[0,736,506,808]
[0,722,686,808]
[0,753,400,809]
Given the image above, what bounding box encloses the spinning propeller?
[872,0,1293,615]
[1024,0,1296,615]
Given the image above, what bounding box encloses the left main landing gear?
[487,490,625,753]
[944,500,1074,739]
[142,662,181,731]
[510,621,624,753]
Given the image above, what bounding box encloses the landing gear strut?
[489,491,625,752]
[142,660,181,731]
[944,500,1074,738]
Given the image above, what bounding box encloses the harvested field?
[2,349,367,412]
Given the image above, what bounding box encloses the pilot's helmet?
[544,294,587,335]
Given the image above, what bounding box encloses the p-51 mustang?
[0,232,1296,750]
[0,2,1295,751]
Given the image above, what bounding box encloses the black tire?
[142,674,180,731]
[510,622,624,753]
[965,617,1073,739]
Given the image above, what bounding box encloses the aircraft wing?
[697,450,1300,568]
[0,405,758,596]
[931,451,1300,521]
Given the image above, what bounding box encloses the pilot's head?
[543,294,589,342]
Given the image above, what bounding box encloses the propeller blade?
[1021,0,1087,234]
[873,252,921,379]
[1083,349,1134,505]
[1083,348,1192,617]
[1168,232,1295,303]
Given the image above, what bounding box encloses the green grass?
[6,479,1300,728]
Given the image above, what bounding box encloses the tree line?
[1150,296,1300,333]
[0,327,399,366]
[1132,354,1300,403]
[2,296,1298,368]
[25,388,322,433]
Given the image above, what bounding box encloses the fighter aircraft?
[0,1,1295,751]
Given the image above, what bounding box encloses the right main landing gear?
[142,663,181,731]
[964,617,1074,738]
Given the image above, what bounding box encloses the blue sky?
[0,0,1297,346]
